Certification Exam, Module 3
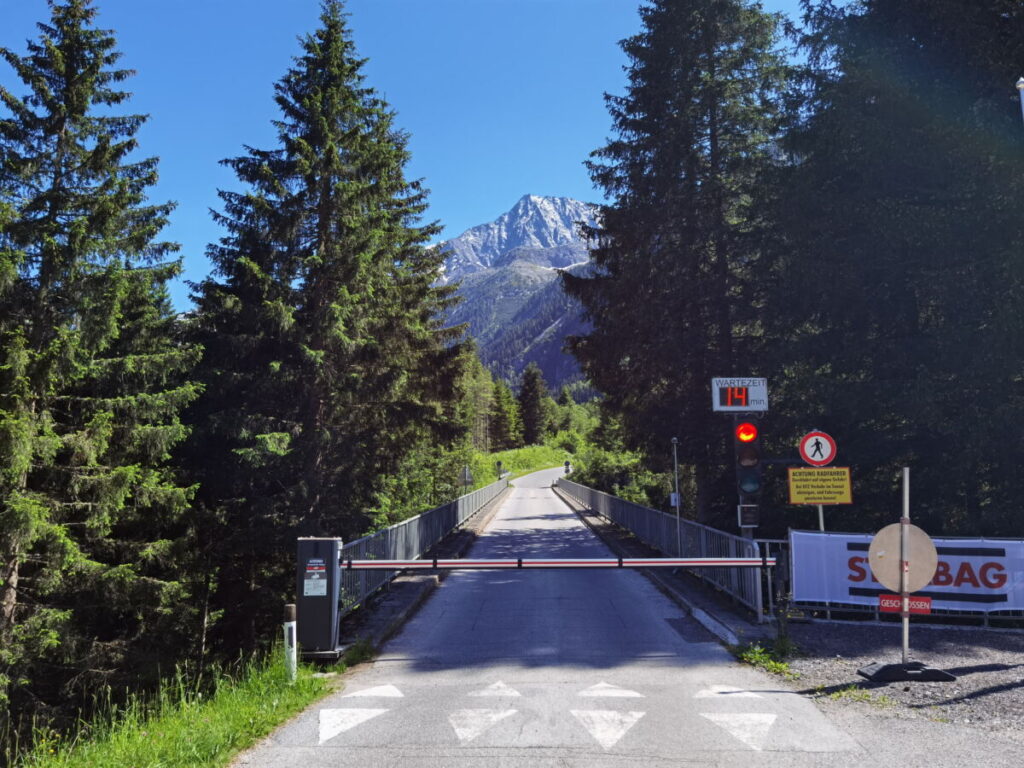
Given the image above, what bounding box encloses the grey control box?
[296,537,342,654]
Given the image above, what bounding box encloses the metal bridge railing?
[555,478,765,620]
[338,478,507,616]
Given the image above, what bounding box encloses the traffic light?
[733,419,763,503]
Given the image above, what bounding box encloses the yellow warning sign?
[788,467,853,505]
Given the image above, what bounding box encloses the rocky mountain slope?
[439,195,596,388]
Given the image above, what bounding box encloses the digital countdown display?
[720,387,751,408]
[711,377,768,412]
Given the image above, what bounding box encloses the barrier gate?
[297,537,775,657]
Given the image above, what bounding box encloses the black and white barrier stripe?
[342,557,775,570]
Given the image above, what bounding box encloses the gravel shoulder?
[779,619,1024,743]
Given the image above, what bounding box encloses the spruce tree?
[518,363,550,445]
[563,0,788,523]
[187,0,463,649]
[456,349,495,452]
[489,380,523,451]
[557,386,573,408]
[0,0,198,730]
[763,0,1024,536]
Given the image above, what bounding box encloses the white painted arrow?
[342,684,403,698]
[318,709,388,744]
[468,681,521,697]
[448,709,517,743]
[694,685,763,699]
[578,682,644,698]
[701,712,776,751]
[571,710,645,750]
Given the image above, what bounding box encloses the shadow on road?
[375,479,730,673]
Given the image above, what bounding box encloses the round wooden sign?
[867,523,938,594]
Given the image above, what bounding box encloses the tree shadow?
[908,677,1024,708]
[941,662,1023,676]
[787,622,1024,660]
[377,501,733,673]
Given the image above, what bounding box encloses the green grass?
[470,444,571,488]
[17,654,330,768]
[729,639,800,680]
[827,684,896,707]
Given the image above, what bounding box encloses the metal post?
[817,504,825,532]
[283,603,297,683]
[672,437,681,556]
[1017,77,1024,125]
[901,467,910,666]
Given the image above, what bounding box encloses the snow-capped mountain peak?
[439,195,596,284]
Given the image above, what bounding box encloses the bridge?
[235,468,1004,767]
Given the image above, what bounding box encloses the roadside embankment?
[784,620,1024,741]
[12,656,327,768]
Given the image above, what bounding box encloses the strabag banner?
[789,530,1024,611]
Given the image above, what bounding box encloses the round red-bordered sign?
[799,431,836,466]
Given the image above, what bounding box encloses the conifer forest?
[1,0,1023,758]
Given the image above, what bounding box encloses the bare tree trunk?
[694,456,713,525]
[0,546,19,638]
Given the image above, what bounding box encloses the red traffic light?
[735,422,758,443]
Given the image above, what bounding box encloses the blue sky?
[0,0,804,308]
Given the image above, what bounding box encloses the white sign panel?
[790,530,1024,611]
[303,577,327,596]
[711,377,768,412]
[304,557,328,597]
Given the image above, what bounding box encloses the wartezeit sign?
[710,377,768,412]
[790,530,1024,611]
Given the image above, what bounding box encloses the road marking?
[448,709,517,743]
[571,710,645,750]
[468,681,521,697]
[701,713,776,751]
[578,682,644,698]
[694,685,763,699]
[342,684,403,698]
[318,709,388,744]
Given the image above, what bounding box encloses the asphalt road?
[236,468,1022,767]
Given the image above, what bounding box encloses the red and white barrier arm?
[341,557,775,570]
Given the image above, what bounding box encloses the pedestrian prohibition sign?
[799,431,836,467]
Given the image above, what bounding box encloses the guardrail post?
[283,603,297,682]
[752,540,765,623]
[296,537,343,657]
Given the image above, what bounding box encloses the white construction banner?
[789,530,1024,611]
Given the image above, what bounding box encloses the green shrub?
[729,640,799,680]
[546,429,584,453]
[469,444,571,485]
[571,443,670,507]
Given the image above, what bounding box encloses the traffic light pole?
[672,437,681,556]
[733,415,763,535]
[901,467,911,666]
